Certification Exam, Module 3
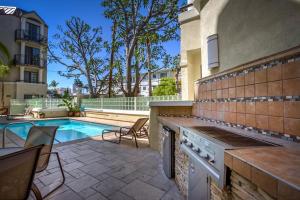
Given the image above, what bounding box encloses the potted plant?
[59,91,74,117]
[73,104,81,117]
[38,111,45,119]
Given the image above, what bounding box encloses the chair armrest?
[102,129,120,134]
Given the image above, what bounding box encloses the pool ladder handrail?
[1,121,62,148]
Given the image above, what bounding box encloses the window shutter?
[207,34,219,69]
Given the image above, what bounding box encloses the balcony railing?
[14,54,47,67]
[15,29,48,45]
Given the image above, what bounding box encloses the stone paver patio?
[29,138,183,200]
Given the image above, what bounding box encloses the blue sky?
[1,0,181,88]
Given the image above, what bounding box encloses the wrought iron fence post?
[134,97,137,111]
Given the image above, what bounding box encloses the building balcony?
[15,29,48,45]
[178,3,200,24]
[14,54,47,67]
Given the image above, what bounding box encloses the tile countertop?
[157,116,300,192]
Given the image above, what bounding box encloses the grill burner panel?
[190,126,274,147]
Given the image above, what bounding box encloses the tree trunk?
[108,20,117,98]
[146,38,152,96]
[175,68,180,93]
[126,47,132,97]
[1,80,4,107]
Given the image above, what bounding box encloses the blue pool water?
[1,119,116,143]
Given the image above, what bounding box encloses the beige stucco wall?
[15,82,47,99]
[200,0,300,77]
[180,8,201,100]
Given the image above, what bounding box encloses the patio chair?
[0,145,44,200]
[102,118,149,148]
[24,126,65,198]
[6,106,33,120]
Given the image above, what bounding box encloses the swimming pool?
[2,119,116,143]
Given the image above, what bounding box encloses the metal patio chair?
[0,145,44,200]
[102,118,149,148]
[2,124,65,198]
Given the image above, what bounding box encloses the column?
[40,48,44,67]
[20,42,25,64]
[20,66,24,81]
[38,68,43,83]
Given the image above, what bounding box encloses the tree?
[49,17,107,97]
[0,42,11,107]
[49,80,59,88]
[153,77,177,96]
[102,0,179,97]
[163,54,181,93]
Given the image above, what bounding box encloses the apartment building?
[134,68,180,96]
[179,0,300,100]
[0,6,47,107]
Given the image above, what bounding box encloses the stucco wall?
[15,82,47,99]
[200,0,300,77]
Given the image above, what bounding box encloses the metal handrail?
[1,121,35,148]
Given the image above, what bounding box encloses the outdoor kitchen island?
[149,104,300,200]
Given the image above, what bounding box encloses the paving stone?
[63,161,85,172]
[49,189,82,200]
[161,185,184,200]
[80,162,110,176]
[86,192,108,200]
[78,187,97,199]
[92,177,126,197]
[121,180,165,200]
[108,191,134,200]
[68,168,87,179]
[122,171,152,184]
[146,171,175,192]
[67,175,99,192]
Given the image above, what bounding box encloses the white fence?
[9,95,181,114]
[81,95,181,111]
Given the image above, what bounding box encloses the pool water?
[2,119,116,143]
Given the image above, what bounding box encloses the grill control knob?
[205,154,210,160]
[196,148,201,154]
[189,143,193,148]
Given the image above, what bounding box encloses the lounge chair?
[6,106,33,120]
[102,118,149,148]
[0,145,44,200]
[2,125,65,198]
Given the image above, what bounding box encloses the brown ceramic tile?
[217,102,223,112]
[236,102,246,113]
[245,85,255,97]
[228,88,236,98]
[206,90,212,100]
[251,167,278,198]
[283,78,300,96]
[255,69,267,83]
[206,82,212,91]
[211,102,217,111]
[268,101,284,117]
[211,90,217,99]
[278,181,300,200]
[224,112,230,123]
[282,61,300,79]
[232,158,251,180]
[268,116,284,133]
[222,79,229,89]
[284,118,300,136]
[217,80,222,90]
[222,89,229,98]
[268,81,282,97]
[245,102,255,114]
[229,113,237,124]
[255,101,269,115]
[236,75,245,86]
[256,115,269,130]
[211,111,217,120]
[223,102,229,112]
[236,86,245,98]
[217,112,224,121]
[255,83,268,96]
[211,81,217,90]
[245,114,256,127]
[224,153,233,169]
[202,91,207,100]
[228,77,236,88]
[267,65,282,81]
[229,102,237,113]
[284,101,300,118]
[245,72,255,85]
[217,90,222,99]
[236,113,246,125]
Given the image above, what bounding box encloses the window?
[143,86,146,90]
[24,94,33,99]
[24,71,38,83]
[26,22,41,41]
[160,72,167,78]
[25,46,40,66]
[152,74,157,79]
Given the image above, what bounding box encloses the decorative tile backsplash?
[193,54,300,142]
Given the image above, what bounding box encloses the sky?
[0,0,181,88]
